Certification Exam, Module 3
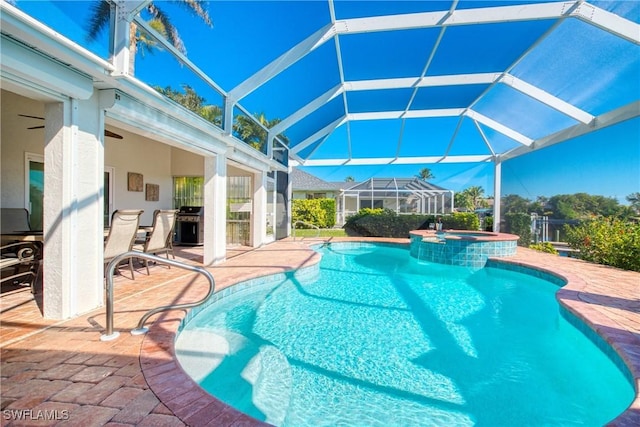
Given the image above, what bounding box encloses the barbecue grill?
[176,206,204,245]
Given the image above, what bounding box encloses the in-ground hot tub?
[409,229,519,268]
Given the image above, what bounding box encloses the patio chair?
[1,242,39,292]
[104,209,143,279]
[1,208,31,233]
[133,209,179,275]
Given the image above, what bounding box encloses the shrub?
[529,242,558,255]
[292,198,334,228]
[483,216,494,232]
[564,217,640,272]
[444,212,480,231]
[318,198,336,228]
[504,212,532,246]
[343,210,479,238]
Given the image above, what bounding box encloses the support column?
[493,158,502,232]
[204,153,227,265]
[286,165,293,237]
[43,96,104,319]
[252,170,266,247]
[112,1,132,77]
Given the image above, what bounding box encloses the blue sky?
[14,0,640,204]
[301,117,640,203]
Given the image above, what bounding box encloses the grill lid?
[178,206,204,215]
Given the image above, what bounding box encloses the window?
[24,153,44,230]
[173,177,204,208]
[360,199,383,209]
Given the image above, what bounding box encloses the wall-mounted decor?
[128,172,143,192]
[145,183,160,201]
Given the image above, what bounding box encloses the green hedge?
[529,242,558,255]
[504,212,531,246]
[291,198,336,229]
[343,209,479,238]
[565,217,640,272]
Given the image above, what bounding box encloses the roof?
[346,177,449,192]
[290,167,344,192]
[7,1,639,169]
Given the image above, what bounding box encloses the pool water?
[175,244,633,426]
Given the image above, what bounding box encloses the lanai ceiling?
[5,1,640,167]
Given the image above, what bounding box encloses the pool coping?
[140,239,639,427]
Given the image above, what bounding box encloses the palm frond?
[86,0,111,42]
[174,0,213,27]
[147,3,186,54]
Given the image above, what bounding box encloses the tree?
[464,186,485,210]
[501,194,532,214]
[345,176,355,182]
[454,192,474,212]
[86,1,212,75]
[233,112,287,153]
[417,168,434,181]
[627,192,640,213]
[154,85,222,126]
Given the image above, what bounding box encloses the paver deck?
[1,238,638,426]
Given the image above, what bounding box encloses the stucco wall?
[1,90,175,227]
[171,147,203,176]
[1,90,45,209]
[105,129,173,226]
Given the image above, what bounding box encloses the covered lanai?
[1,0,638,319]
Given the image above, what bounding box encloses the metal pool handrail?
[101,251,215,341]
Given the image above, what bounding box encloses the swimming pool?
[175,243,633,426]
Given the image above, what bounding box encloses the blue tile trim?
[485,259,566,287]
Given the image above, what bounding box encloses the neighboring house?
[291,168,454,226]
[291,167,345,201]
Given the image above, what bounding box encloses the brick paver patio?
[1,238,638,426]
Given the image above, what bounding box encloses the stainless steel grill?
[176,206,204,245]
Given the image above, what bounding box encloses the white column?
[43,96,104,319]
[286,165,293,237]
[112,1,132,76]
[493,158,502,232]
[252,170,266,247]
[203,153,227,265]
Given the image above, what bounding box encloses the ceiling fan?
[19,114,123,139]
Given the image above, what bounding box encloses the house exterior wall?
[0,91,45,209]
[171,147,204,176]
[292,190,337,200]
[104,128,173,226]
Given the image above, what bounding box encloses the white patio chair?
[104,209,143,279]
[133,209,179,275]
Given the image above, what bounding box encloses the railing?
[292,220,320,241]
[101,251,215,341]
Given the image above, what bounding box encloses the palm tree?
[345,176,355,182]
[233,113,287,153]
[86,0,212,75]
[464,186,485,210]
[417,167,434,181]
